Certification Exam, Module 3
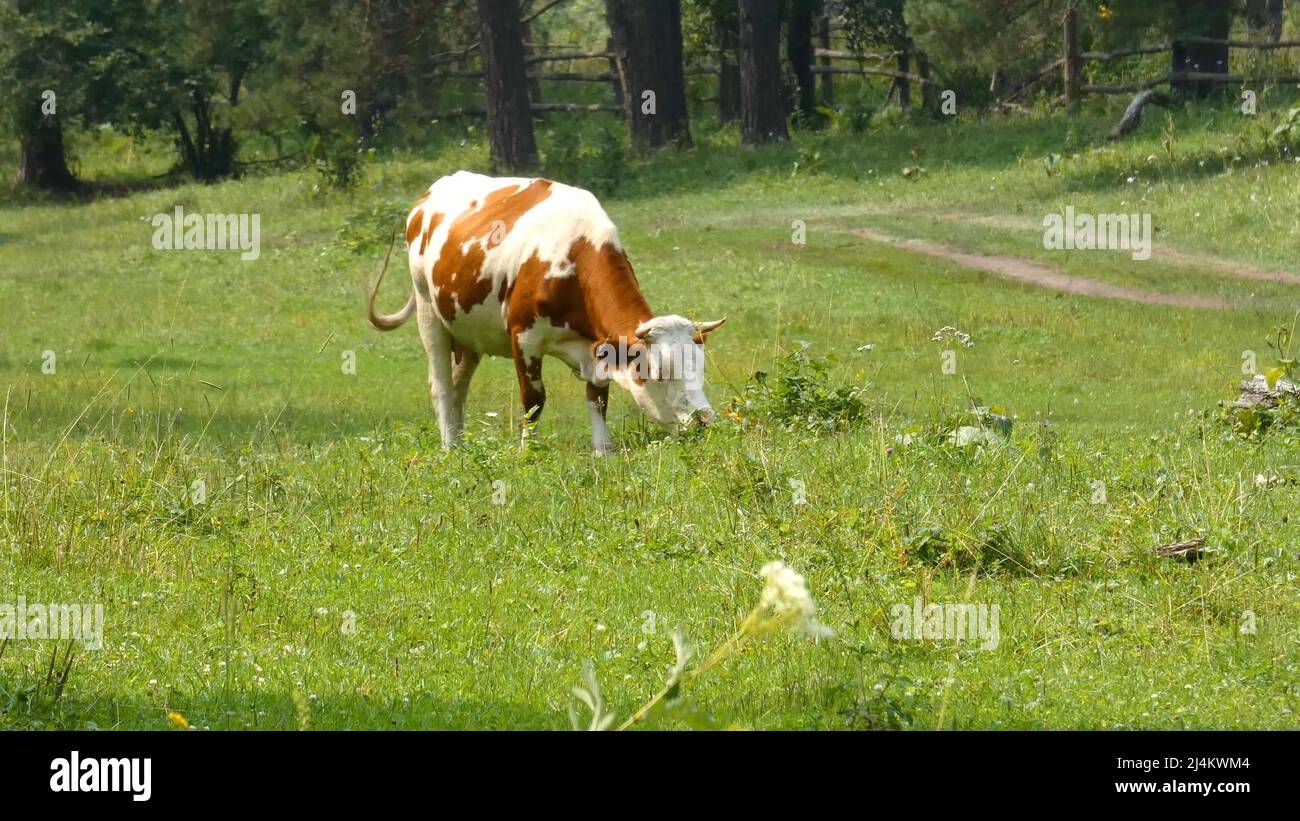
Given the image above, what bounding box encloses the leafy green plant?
[729,344,870,432]
[332,197,409,256]
[542,123,626,196]
[1267,106,1300,155]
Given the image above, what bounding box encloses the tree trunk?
[174,87,237,181]
[16,104,77,193]
[737,0,789,145]
[896,51,911,111]
[605,0,692,149]
[521,18,543,104]
[817,12,833,108]
[1246,0,1286,41]
[717,12,742,123]
[918,52,936,112]
[786,0,817,124]
[1171,0,1231,99]
[478,0,538,172]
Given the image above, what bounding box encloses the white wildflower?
[759,561,833,639]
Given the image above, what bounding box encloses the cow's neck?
[573,239,654,342]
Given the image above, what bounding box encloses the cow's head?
[596,315,725,428]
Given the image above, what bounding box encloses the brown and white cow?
[367,170,724,453]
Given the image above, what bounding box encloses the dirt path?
[935,211,1300,286]
[851,228,1233,310]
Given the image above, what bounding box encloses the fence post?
[897,50,911,111]
[919,52,936,112]
[1063,8,1080,106]
[605,37,623,109]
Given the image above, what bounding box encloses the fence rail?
[1061,8,1300,104]
[433,35,933,118]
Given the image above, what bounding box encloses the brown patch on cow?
[509,332,546,421]
[405,210,424,245]
[431,180,554,320]
[418,212,444,257]
[502,238,655,391]
[505,236,652,345]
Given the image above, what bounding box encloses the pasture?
[2,104,1299,730]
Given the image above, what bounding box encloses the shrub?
[729,344,870,432]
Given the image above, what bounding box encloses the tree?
[159,0,273,181]
[1,0,164,192]
[717,5,742,123]
[686,0,741,123]
[1246,0,1285,42]
[605,0,692,149]
[785,0,820,124]
[842,0,914,110]
[478,0,538,171]
[737,0,789,145]
[1170,0,1231,98]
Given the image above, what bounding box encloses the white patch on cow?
[516,321,594,384]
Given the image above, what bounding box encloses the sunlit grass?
[2,99,1299,729]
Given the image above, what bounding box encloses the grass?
[2,96,1299,729]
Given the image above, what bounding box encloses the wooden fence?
[1060,7,1300,103]
[429,5,1300,121]
[427,19,936,120]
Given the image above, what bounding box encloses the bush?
[541,122,627,195]
[729,344,870,432]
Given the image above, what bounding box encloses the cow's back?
[405,171,621,356]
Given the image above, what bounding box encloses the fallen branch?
[1001,57,1064,103]
[1156,537,1206,562]
[1108,89,1174,140]
[813,48,901,62]
[522,0,567,26]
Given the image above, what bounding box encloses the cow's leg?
[451,345,481,430]
[509,332,545,441]
[586,382,612,456]
[416,298,459,448]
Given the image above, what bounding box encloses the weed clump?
[728,345,870,433]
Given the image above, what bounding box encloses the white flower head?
[758,561,833,639]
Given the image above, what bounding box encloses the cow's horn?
[694,318,726,334]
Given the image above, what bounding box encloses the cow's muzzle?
[691,408,716,428]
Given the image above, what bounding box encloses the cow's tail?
[367,221,415,331]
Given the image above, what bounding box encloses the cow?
[367,171,725,454]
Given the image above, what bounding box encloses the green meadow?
[2,100,1299,729]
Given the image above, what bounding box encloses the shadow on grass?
[3,689,565,731]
